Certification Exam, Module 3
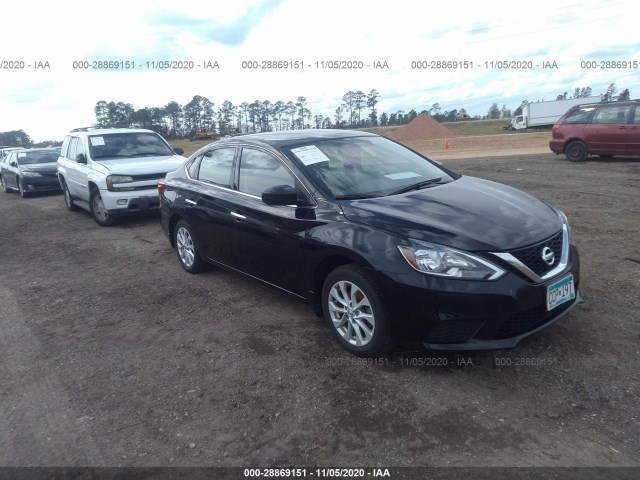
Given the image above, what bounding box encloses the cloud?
[4,83,56,105]
[147,0,285,47]
[466,22,490,36]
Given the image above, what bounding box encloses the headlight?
[398,241,505,280]
[106,175,134,191]
[22,171,42,177]
[555,208,574,244]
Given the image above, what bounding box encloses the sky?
[1,0,638,141]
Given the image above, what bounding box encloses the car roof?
[213,129,378,149]
[10,148,59,154]
[571,99,640,109]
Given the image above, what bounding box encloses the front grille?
[509,230,563,277]
[131,173,167,181]
[475,300,574,340]
[113,185,159,192]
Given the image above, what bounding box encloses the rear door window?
[591,105,632,124]
[196,148,235,188]
[60,136,71,158]
[564,108,595,124]
[67,137,79,161]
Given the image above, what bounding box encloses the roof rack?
[71,124,142,132]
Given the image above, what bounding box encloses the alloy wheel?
[327,280,375,346]
[176,226,196,268]
[92,193,109,221]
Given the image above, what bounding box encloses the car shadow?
[583,155,640,163]
[115,211,162,228]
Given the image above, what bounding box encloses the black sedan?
[1,148,61,197]
[159,130,580,356]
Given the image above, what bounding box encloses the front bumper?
[23,176,61,191]
[378,244,581,350]
[100,188,161,213]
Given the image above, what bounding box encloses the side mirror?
[173,147,184,155]
[76,153,87,164]
[10,161,17,167]
[262,185,298,206]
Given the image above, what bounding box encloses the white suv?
[57,127,186,226]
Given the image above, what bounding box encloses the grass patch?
[170,119,524,158]
[360,119,513,137]
[358,126,403,137]
[170,139,212,157]
[441,119,511,136]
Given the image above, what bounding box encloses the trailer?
[508,96,602,130]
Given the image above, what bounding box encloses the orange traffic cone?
[443,139,449,149]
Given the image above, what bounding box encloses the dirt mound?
[388,113,455,142]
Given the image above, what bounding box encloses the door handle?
[230,211,246,220]
[185,198,197,206]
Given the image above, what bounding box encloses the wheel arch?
[167,213,185,248]
[562,138,588,154]
[310,254,374,315]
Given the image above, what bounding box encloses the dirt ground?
[405,131,552,160]
[0,145,639,472]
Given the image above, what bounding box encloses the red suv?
[550,100,640,161]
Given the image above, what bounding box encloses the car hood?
[93,155,186,175]
[21,162,58,174]
[339,176,562,251]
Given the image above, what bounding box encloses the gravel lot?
[0,151,639,470]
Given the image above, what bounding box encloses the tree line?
[486,83,632,120]
[1,83,633,146]
[91,88,495,140]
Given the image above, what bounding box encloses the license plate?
[546,275,575,311]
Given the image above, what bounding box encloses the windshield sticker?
[18,152,26,158]
[90,136,105,146]
[385,172,422,180]
[291,145,330,166]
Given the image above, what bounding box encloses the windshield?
[286,136,454,199]
[17,150,59,165]
[88,132,174,159]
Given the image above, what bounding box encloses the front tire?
[174,220,206,273]
[322,264,389,357]
[565,141,588,162]
[18,178,29,197]
[89,188,116,226]
[1,176,11,193]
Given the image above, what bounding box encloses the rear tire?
[174,220,206,273]
[565,141,588,162]
[90,188,116,226]
[61,179,79,211]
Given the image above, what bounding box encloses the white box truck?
[508,96,602,130]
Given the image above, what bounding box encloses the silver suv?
[57,127,186,226]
